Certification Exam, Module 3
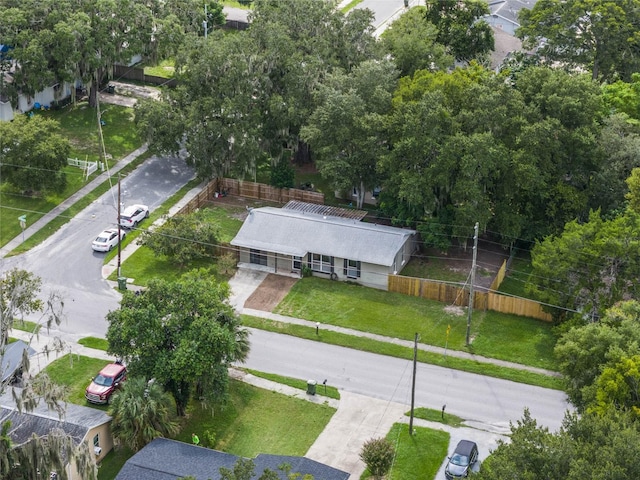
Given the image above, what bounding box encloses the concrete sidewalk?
[0,144,149,259]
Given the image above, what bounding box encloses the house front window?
[93,434,99,447]
[292,256,302,271]
[310,253,332,274]
[344,259,361,278]
[249,249,267,266]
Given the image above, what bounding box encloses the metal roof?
[231,207,415,267]
[283,200,368,220]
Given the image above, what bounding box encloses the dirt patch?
[244,274,299,312]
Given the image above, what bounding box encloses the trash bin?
[107,84,115,94]
[117,277,127,291]
[306,380,317,396]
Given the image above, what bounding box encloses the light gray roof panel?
[231,207,415,266]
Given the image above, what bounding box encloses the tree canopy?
[106,270,249,416]
[423,0,494,63]
[517,0,640,82]
[0,115,70,194]
[0,0,217,108]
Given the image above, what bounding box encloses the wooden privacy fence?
[219,178,324,204]
[176,177,325,216]
[388,275,552,322]
[112,65,178,87]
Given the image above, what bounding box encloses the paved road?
[242,329,570,432]
[0,154,195,338]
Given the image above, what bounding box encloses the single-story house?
[230,201,416,290]
[0,78,74,122]
[115,437,350,480]
[0,388,113,479]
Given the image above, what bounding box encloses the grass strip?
[409,407,465,428]
[244,368,340,400]
[8,155,150,256]
[361,423,450,480]
[11,320,41,334]
[78,337,109,351]
[241,315,564,391]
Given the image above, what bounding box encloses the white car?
[92,228,126,252]
[119,204,149,229]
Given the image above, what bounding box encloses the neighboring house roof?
[0,388,111,447]
[116,438,349,480]
[1,340,36,383]
[231,206,415,267]
[283,200,368,221]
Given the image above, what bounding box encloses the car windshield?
[93,374,114,387]
[95,235,108,243]
[451,453,469,466]
[121,216,132,221]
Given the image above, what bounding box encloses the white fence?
[67,157,98,180]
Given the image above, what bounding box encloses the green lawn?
[40,102,141,162]
[10,320,41,335]
[143,59,175,78]
[44,354,336,480]
[1,102,141,248]
[498,255,534,297]
[244,368,341,400]
[410,407,466,428]
[361,423,450,479]
[78,337,109,350]
[177,381,335,458]
[401,256,469,283]
[274,277,558,371]
[42,354,112,407]
[107,203,243,285]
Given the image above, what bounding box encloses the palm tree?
[108,377,179,452]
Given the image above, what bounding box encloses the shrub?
[360,437,395,479]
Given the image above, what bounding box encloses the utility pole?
[466,222,479,346]
[408,332,419,435]
[117,174,122,278]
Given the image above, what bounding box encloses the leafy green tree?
[626,167,640,214]
[301,59,398,209]
[592,355,640,417]
[136,0,380,180]
[423,0,494,62]
[270,158,295,189]
[138,209,221,267]
[0,115,70,194]
[478,408,640,480]
[588,114,640,215]
[517,0,640,82]
[380,6,453,77]
[108,377,179,452]
[106,270,249,416]
[602,74,640,120]
[555,300,640,411]
[360,437,395,480]
[477,409,571,480]
[527,210,640,322]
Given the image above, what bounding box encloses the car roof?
[454,440,478,456]
[99,363,126,376]
[122,204,146,214]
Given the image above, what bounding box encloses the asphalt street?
[0,153,195,338]
[242,329,569,433]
